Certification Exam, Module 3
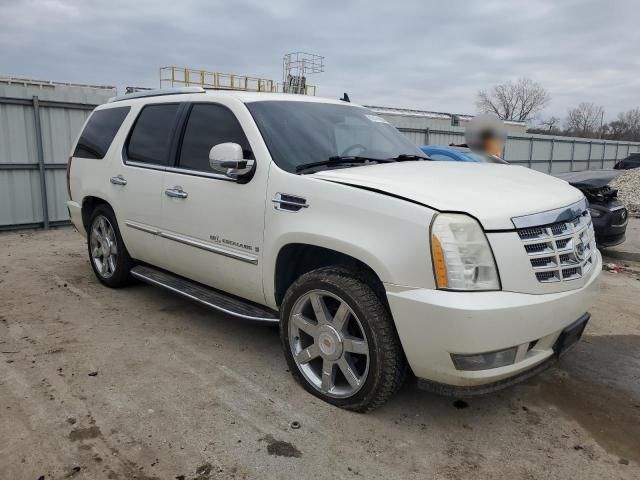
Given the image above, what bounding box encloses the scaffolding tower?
[282,52,324,94]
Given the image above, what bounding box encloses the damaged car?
[553,170,628,247]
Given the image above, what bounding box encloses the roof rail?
[108,87,205,103]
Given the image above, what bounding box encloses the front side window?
[178,104,252,172]
[74,107,130,159]
[246,101,424,173]
[126,103,180,165]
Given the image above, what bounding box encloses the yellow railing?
[159,66,316,95]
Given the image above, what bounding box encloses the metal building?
[0,76,115,230]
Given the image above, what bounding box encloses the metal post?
[614,143,619,167]
[549,139,555,173]
[601,142,605,169]
[528,137,534,168]
[32,95,49,229]
[425,128,430,145]
[587,142,592,170]
[570,140,575,171]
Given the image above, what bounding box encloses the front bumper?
[385,250,601,390]
[591,201,627,247]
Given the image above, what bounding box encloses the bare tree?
[613,108,640,141]
[539,116,561,133]
[565,102,604,138]
[476,78,550,122]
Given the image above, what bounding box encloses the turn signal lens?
[431,234,449,288]
[430,213,500,291]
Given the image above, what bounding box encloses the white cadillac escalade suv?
[66,87,601,411]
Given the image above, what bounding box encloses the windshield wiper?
[295,155,395,173]
[389,154,430,161]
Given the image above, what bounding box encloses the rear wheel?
[87,205,134,288]
[280,267,405,412]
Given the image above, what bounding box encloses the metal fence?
[2,86,640,231]
[396,127,640,173]
[0,95,97,231]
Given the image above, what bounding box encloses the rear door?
[112,102,182,267]
[158,101,268,304]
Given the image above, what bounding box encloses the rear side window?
[73,107,130,159]
[178,104,252,172]
[126,103,180,165]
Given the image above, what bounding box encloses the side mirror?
[209,143,254,179]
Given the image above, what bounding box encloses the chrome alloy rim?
[289,290,370,398]
[89,215,118,279]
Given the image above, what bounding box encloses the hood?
[553,169,622,189]
[311,162,584,230]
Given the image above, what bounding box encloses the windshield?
[246,101,425,173]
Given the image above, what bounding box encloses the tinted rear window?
[127,103,180,165]
[73,107,130,159]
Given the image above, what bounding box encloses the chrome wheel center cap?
[317,325,342,360]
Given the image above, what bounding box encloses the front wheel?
[280,267,405,412]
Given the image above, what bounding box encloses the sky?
[1,0,639,123]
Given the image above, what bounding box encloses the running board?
[131,265,279,323]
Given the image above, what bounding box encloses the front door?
[158,101,268,304]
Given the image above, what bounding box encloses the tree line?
[476,78,640,142]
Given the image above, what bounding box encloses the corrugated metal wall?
[2,83,640,230]
[0,79,114,230]
[376,114,640,174]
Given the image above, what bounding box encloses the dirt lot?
[1,227,639,480]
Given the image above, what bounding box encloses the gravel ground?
[611,168,640,215]
[1,227,639,480]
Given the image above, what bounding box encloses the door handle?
[110,175,127,186]
[165,186,188,199]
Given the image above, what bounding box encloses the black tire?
[87,204,134,288]
[280,266,406,412]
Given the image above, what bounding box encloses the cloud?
[1,0,638,121]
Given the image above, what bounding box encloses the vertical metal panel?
[603,144,617,169]
[32,96,49,228]
[571,141,590,172]
[45,169,71,222]
[0,79,113,229]
[0,169,42,225]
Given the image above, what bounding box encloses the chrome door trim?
[124,160,167,172]
[511,198,588,229]
[159,230,259,265]
[125,222,258,265]
[125,220,161,235]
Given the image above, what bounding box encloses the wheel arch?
[273,242,390,310]
[81,196,111,233]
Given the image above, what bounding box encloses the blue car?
[420,145,507,164]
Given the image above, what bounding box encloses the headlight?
[430,213,500,291]
[588,207,602,218]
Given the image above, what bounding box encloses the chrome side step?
[131,265,279,323]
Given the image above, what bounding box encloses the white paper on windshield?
[365,114,390,124]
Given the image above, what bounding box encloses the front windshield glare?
[246,101,425,173]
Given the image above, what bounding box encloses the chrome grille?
[517,210,595,283]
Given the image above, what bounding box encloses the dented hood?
[311,161,584,230]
